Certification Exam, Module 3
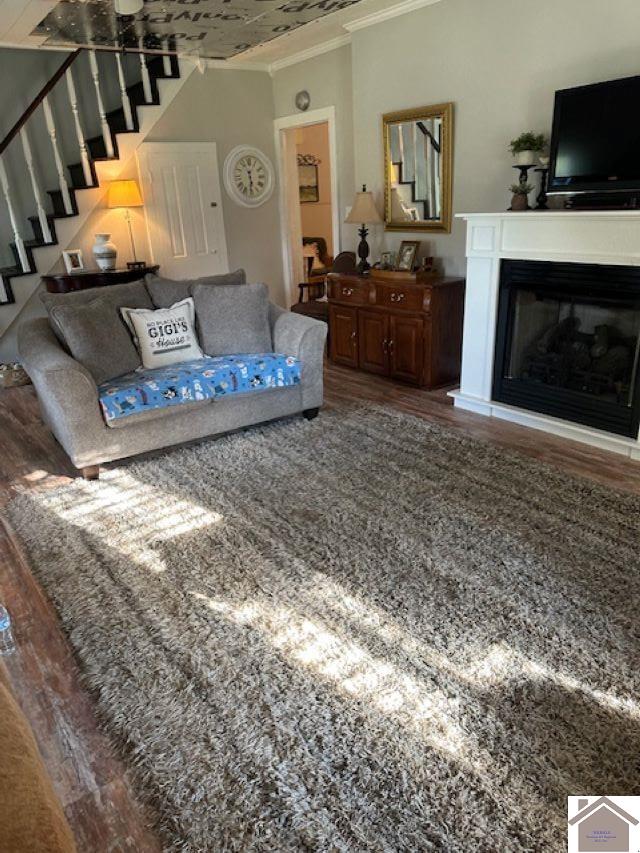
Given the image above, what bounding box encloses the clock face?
[224,146,274,208]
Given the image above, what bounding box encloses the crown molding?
[344,0,442,32]
[268,34,351,74]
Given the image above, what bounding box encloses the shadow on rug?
[8,403,640,852]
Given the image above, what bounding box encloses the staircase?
[0,46,195,358]
[388,119,441,221]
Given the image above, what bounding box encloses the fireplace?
[493,259,640,437]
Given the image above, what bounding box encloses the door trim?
[274,106,340,306]
[136,141,229,275]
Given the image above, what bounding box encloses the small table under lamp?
[107,179,146,270]
[345,184,383,275]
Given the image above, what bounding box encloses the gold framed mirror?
[383,103,453,233]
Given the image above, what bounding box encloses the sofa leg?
[80,465,100,480]
[303,407,320,421]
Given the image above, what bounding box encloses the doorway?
[274,107,340,307]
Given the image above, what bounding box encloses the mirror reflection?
[383,103,453,233]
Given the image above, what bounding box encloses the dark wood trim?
[0,50,81,157]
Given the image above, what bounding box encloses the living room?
[0,1,639,851]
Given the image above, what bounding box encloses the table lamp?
[345,185,383,274]
[107,179,145,270]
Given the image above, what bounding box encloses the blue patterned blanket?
[99,354,301,424]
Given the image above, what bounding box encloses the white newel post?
[65,66,93,187]
[451,211,640,460]
[42,96,73,216]
[0,157,29,272]
[20,127,52,244]
[115,53,134,131]
[88,51,115,159]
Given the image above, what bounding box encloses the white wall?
[350,0,640,275]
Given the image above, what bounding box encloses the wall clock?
[223,146,275,208]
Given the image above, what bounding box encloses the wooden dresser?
[327,271,465,389]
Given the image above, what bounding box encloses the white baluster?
[163,40,172,76]
[42,97,73,217]
[115,53,134,131]
[139,51,153,104]
[0,157,29,272]
[20,127,53,244]
[66,66,93,187]
[88,51,114,159]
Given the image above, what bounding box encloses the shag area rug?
[8,404,640,852]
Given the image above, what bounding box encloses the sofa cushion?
[98,353,301,424]
[121,298,204,369]
[49,285,152,384]
[41,280,151,346]
[193,282,272,357]
[146,269,246,309]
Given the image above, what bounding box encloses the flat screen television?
[547,74,640,199]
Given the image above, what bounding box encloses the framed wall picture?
[380,251,396,270]
[299,164,319,203]
[62,249,85,273]
[396,240,420,272]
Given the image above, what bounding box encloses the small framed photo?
[62,249,84,273]
[380,251,396,270]
[396,240,420,272]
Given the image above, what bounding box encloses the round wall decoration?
[223,146,275,208]
[295,90,311,112]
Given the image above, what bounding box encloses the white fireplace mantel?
[450,210,640,460]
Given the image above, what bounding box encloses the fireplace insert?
[493,260,640,437]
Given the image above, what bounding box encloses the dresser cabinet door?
[358,310,389,376]
[389,315,423,384]
[329,304,359,367]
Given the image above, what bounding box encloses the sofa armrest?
[18,319,106,467]
[272,309,327,410]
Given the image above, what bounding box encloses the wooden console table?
[327,271,465,389]
[42,265,159,294]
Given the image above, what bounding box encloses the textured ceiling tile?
[33,0,365,59]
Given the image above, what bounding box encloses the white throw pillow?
[120,297,204,369]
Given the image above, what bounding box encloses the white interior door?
[137,142,229,279]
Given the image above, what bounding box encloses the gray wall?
[272,45,356,253]
[350,0,640,274]
[147,67,286,305]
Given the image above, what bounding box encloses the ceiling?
[0,0,441,65]
[33,0,367,59]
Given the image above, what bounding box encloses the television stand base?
[563,192,640,210]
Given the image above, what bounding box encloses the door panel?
[137,142,228,279]
[390,315,423,384]
[358,310,389,375]
[329,304,358,367]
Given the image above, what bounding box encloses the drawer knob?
[342,287,354,297]
[390,291,406,302]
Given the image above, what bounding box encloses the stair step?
[28,215,58,244]
[47,188,79,218]
[67,162,98,191]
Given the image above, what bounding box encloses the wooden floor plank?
[0,368,639,851]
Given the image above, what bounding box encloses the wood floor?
[1,365,639,852]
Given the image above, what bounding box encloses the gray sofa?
[18,283,326,479]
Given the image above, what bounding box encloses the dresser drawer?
[328,278,369,305]
[374,283,427,312]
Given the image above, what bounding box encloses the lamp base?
[127,260,147,270]
[356,225,370,275]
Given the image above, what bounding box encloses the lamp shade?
[107,179,143,209]
[345,187,382,225]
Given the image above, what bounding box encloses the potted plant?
[509,132,546,166]
[509,183,533,211]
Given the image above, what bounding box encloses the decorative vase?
[92,233,117,271]
[515,150,536,166]
[511,193,529,211]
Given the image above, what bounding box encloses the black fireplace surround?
[493,259,640,438]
